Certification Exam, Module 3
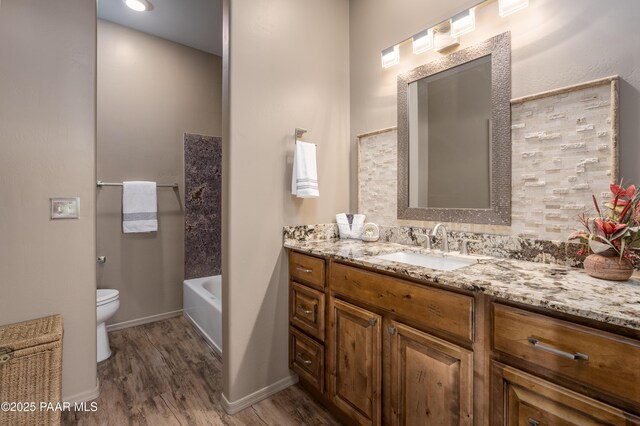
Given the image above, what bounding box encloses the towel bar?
[96,181,179,189]
[295,128,307,141]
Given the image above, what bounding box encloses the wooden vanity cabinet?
[288,251,327,394]
[388,320,473,425]
[328,298,382,425]
[328,261,477,426]
[491,303,640,424]
[288,249,640,425]
[491,362,640,426]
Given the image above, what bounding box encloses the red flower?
[611,183,627,197]
[594,218,627,236]
[628,185,636,198]
[610,183,636,199]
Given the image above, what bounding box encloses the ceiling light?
[499,0,529,17]
[450,8,476,38]
[381,45,400,69]
[412,29,434,55]
[124,0,152,12]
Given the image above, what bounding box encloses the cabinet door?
[329,298,382,425]
[491,362,640,426]
[388,321,473,425]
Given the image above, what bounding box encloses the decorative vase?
[583,253,634,281]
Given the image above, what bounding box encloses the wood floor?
[62,316,340,426]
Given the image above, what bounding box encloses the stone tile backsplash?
[357,77,618,242]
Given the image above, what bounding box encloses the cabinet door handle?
[369,317,378,326]
[296,304,314,315]
[527,337,589,361]
[528,419,540,426]
[296,266,313,274]
[388,325,397,335]
[296,353,312,365]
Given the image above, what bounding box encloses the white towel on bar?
[292,140,319,198]
[122,181,158,233]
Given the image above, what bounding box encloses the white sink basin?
[374,251,477,271]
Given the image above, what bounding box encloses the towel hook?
[295,128,307,142]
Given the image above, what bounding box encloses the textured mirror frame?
[397,32,511,225]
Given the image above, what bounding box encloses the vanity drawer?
[290,327,324,392]
[290,281,325,341]
[289,251,325,289]
[330,262,474,343]
[493,303,640,404]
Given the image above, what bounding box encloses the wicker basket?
[0,315,63,426]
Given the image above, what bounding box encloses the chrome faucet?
[415,223,449,252]
[415,232,433,249]
[430,223,449,253]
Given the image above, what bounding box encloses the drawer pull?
[0,347,12,365]
[296,353,312,365]
[528,419,540,426]
[527,337,589,361]
[296,266,313,274]
[296,305,314,315]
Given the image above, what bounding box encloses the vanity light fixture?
[450,8,476,38]
[412,29,434,54]
[381,45,400,69]
[498,0,529,17]
[124,0,153,12]
[380,0,531,67]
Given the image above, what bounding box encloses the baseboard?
[63,379,100,404]
[106,309,183,332]
[183,312,223,358]
[221,374,299,415]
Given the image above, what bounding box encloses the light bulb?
[450,8,476,38]
[412,29,434,55]
[381,45,400,69]
[124,0,151,12]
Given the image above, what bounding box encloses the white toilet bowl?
[97,289,120,362]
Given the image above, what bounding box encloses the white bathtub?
[184,275,222,356]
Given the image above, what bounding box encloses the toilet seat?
[97,289,119,306]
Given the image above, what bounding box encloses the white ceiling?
[97,0,223,56]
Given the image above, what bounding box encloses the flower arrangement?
[569,182,640,262]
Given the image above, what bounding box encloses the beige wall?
[97,20,222,324]
[350,0,640,211]
[0,0,97,400]
[222,0,350,404]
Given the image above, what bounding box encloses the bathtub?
[184,276,222,356]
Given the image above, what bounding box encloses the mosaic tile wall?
[511,79,617,240]
[357,78,618,241]
[357,129,398,226]
[184,133,222,279]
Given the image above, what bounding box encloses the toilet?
[96,289,120,362]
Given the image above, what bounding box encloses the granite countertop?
[284,238,640,332]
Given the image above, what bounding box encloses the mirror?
[398,32,511,225]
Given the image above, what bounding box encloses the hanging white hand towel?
[122,181,158,233]
[292,140,319,198]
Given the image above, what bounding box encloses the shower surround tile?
[184,133,222,279]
